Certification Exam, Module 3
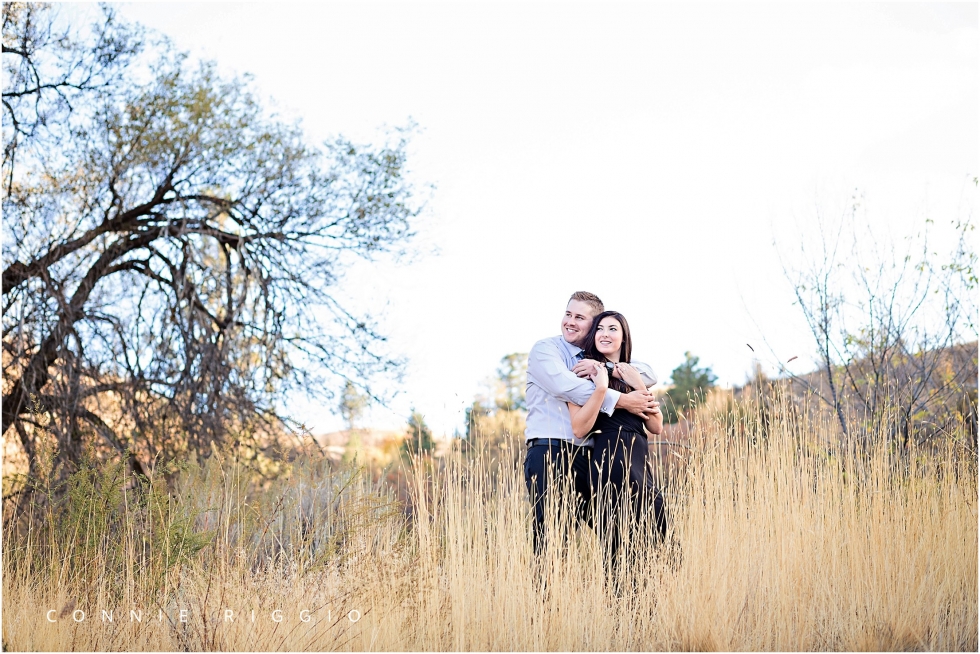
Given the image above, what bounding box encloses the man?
[524,291,659,553]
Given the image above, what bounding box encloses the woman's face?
[594,316,624,361]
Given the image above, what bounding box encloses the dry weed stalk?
[3,396,976,650]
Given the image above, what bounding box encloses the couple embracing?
[524,291,667,560]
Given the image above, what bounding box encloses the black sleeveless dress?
[590,409,653,509]
[589,408,665,551]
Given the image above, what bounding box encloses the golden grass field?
[2,397,977,651]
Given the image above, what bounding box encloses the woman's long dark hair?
[582,310,633,394]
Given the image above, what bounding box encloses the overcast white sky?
[111,1,977,436]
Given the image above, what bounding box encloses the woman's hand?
[591,360,609,390]
[614,363,646,391]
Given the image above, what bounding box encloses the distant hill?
[311,428,451,464]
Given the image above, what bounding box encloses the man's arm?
[571,359,658,415]
[527,340,605,407]
[630,361,657,388]
[527,340,628,414]
[615,361,658,417]
[572,359,657,388]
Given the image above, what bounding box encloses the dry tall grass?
[3,398,977,651]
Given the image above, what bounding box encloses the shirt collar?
[559,336,584,360]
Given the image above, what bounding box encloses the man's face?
[561,299,597,347]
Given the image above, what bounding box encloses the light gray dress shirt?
[524,335,657,447]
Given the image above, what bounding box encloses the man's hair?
[568,291,604,315]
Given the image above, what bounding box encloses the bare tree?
[2,3,144,197]
[2,4,424,480]
[780,188,977,445]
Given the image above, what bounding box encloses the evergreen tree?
[494,352,528,411]
[339,381,369,431]
[402,408,435,455]
[663,352,718,424]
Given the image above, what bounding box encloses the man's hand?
[617,389,660,419]
[571,359,596,378]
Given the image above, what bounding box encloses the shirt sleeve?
[631,361,658,387]
[599,389,621,416]
[598,361,656,415]
[527,340,602,407]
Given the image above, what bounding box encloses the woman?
[567,310,667,557]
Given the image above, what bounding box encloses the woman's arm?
[614,363,650,391]
[617,363,663,433]
[566,361,609,438]
[644,401,664,436]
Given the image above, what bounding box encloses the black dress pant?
[523,440,593,554]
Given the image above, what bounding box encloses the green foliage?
[7,453,211,602]
[463,404,526,474]
[464,401,482,442]
[494,353,528,411]
[403,408,435,456]
[662,351,718,424]
[460,354,528,472]
[3,441,407,623]
[340,380,369,431]
[342,430,364,464]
